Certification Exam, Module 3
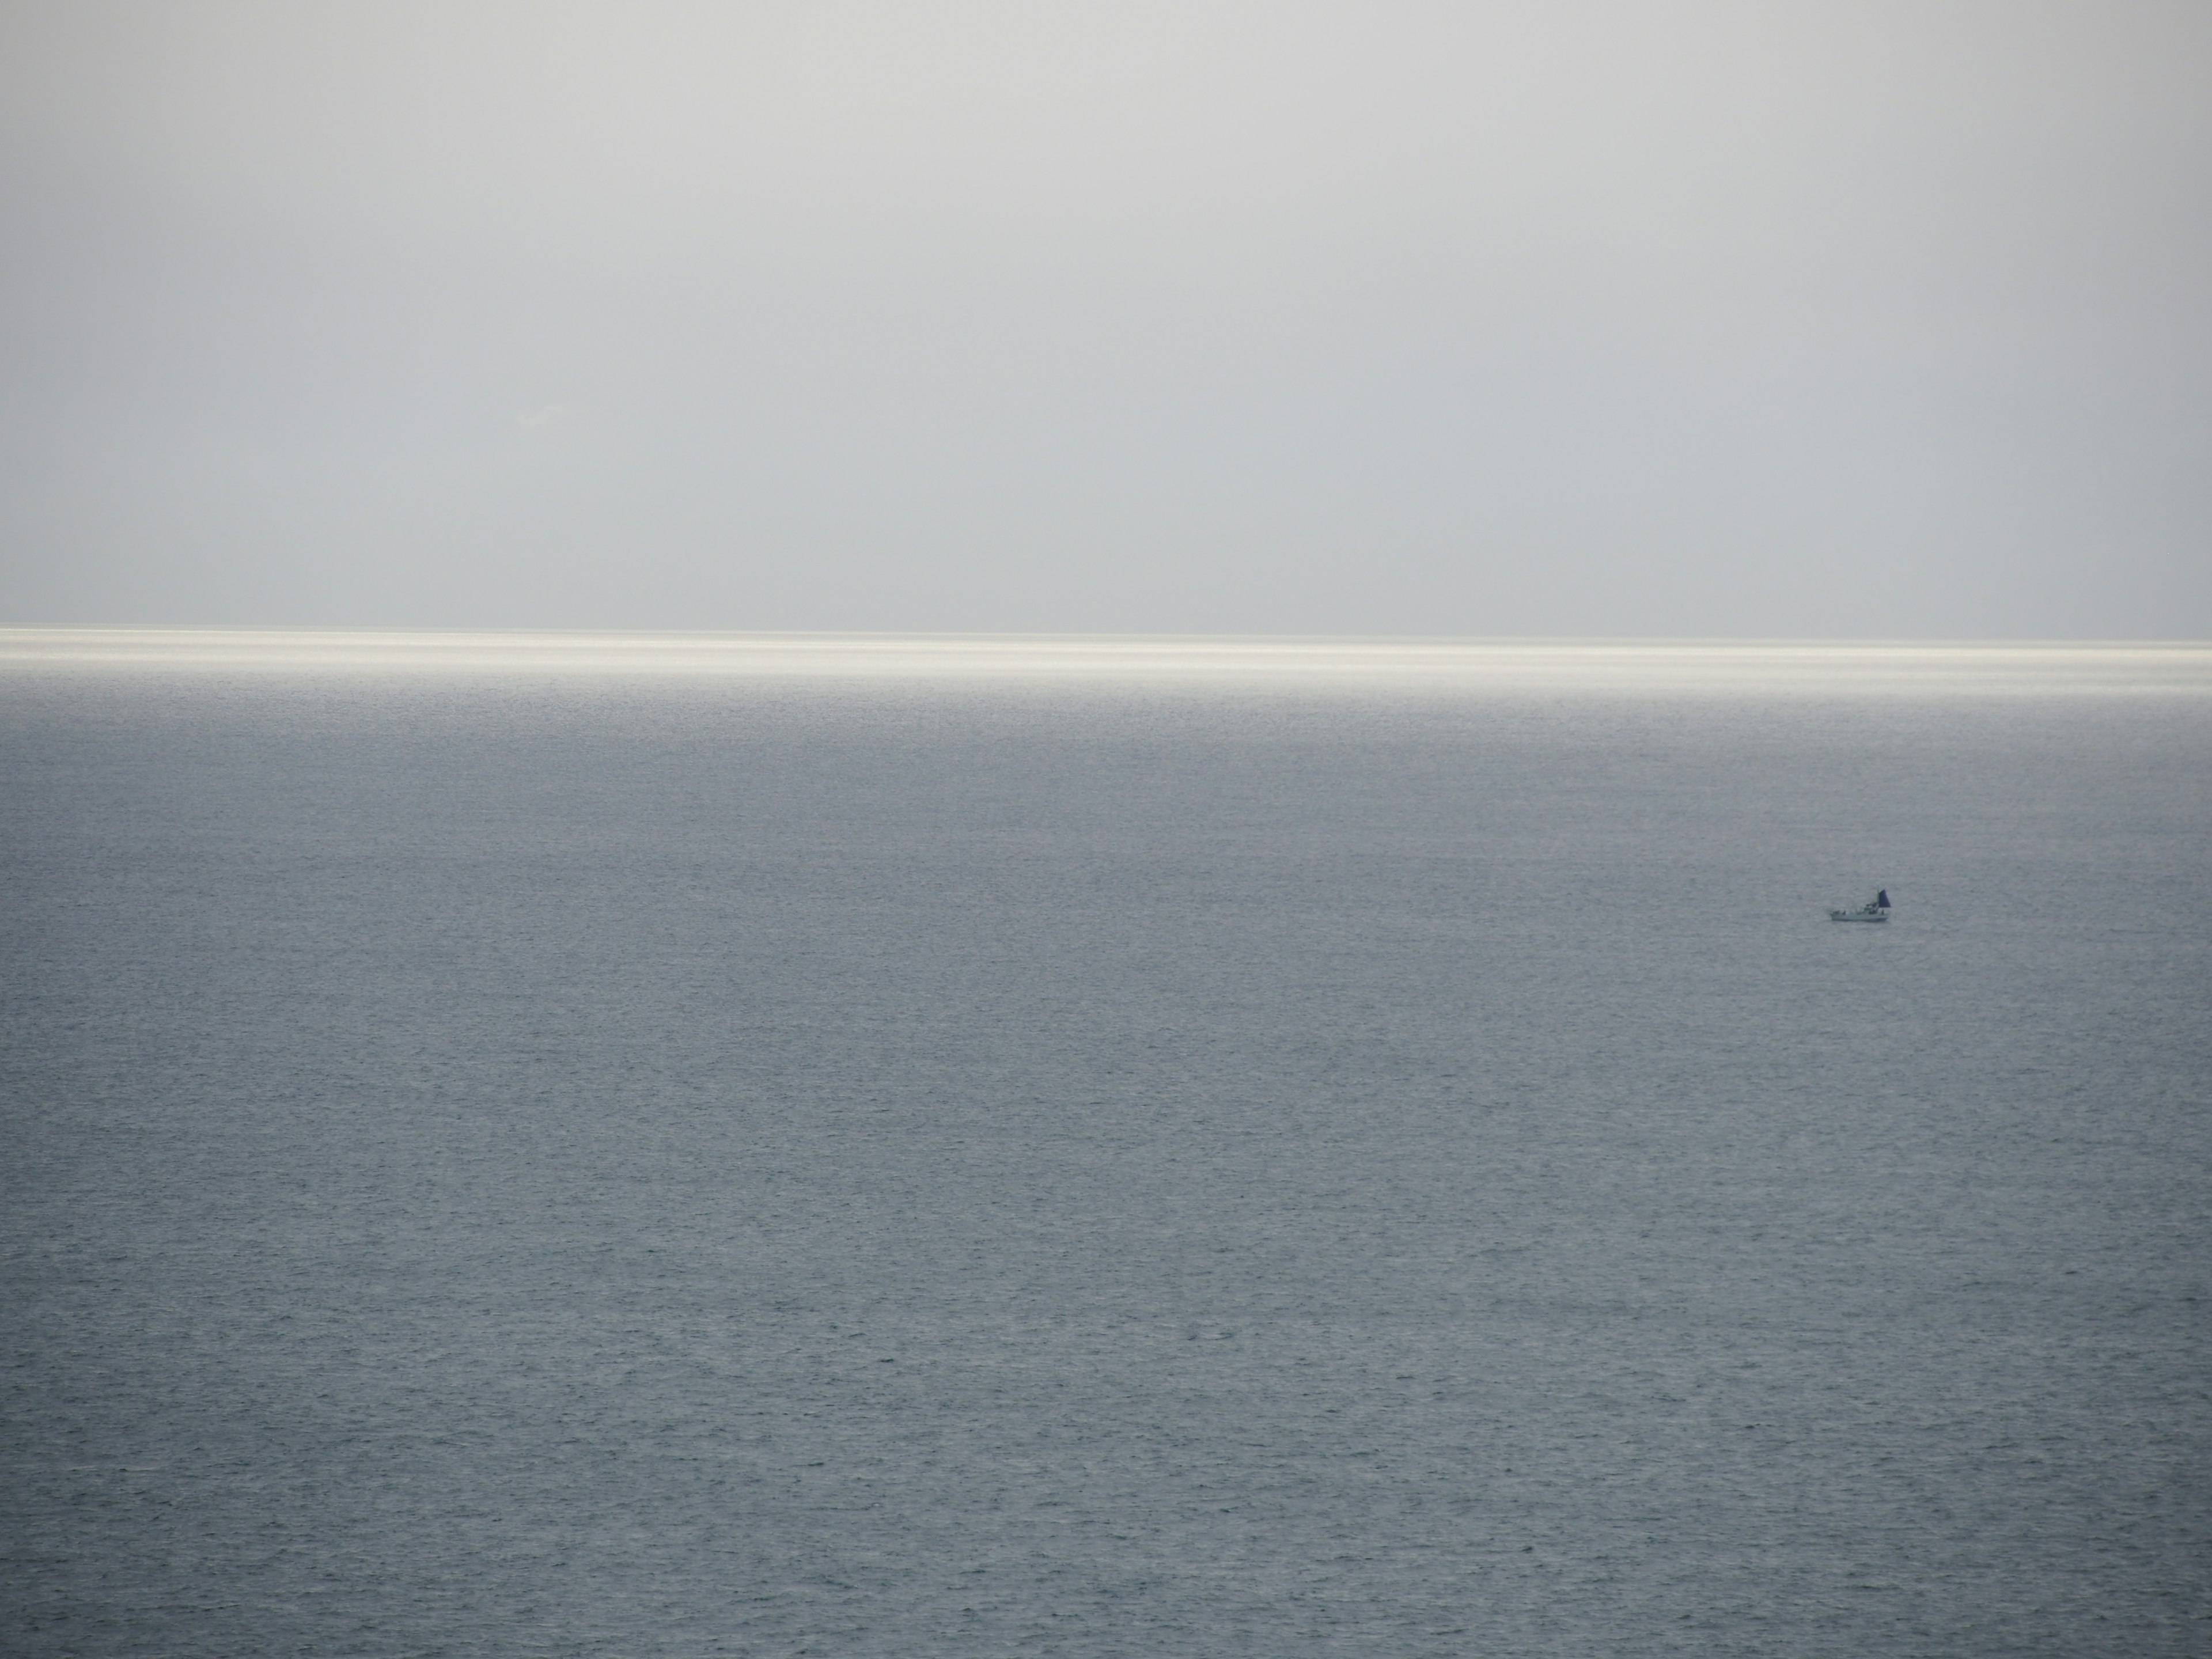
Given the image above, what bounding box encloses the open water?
[3,637,2209,1656]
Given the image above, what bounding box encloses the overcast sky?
[2,1,2206,635]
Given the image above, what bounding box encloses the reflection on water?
[5,627,2211,694]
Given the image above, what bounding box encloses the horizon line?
[6,626,2211,647]
[5,628,2209,696]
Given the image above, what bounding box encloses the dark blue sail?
[1876,889,1891,908]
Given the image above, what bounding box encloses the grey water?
[3,659,2209,1656]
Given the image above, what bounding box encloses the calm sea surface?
[3,639,2209,1656]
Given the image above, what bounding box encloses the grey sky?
[3,1,2207,635]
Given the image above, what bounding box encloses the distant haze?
[2,1,2207,635]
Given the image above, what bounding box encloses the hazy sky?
[2,1,2207,635]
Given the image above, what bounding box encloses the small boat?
[1829,889,1891,922]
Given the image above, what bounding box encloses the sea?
[3,632,2209,1657]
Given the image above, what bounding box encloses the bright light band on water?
[3,630,2210,695]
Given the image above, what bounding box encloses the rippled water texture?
[3,637,2209,1656]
